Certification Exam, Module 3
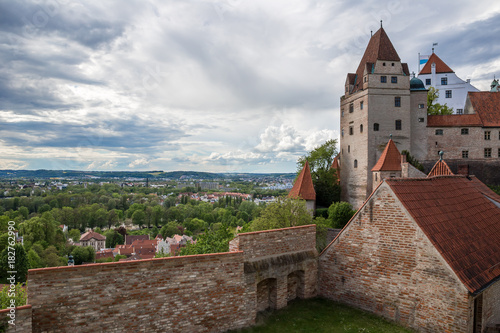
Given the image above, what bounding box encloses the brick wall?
[230,225,317,261]
[482,279,500,329]
[0,305,32,333]
[28,252,254,333]
[319,184,472,333]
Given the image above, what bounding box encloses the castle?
[339,27,500,209]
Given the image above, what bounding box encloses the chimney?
[401,154,407,164]
[457,164,469,176]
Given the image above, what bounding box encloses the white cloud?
[128,158,150,168]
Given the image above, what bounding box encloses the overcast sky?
[1,0,499,173]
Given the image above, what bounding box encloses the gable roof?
[371,139,401,171]
[427,114,483,127]
[386,176,500,294]
[351,28,401,93]
[80,231,106,241]
[288,160,316,201]
[419,53,454,75]
[468,91,500,127]
[427,158,453,177]
[331,155,340,170]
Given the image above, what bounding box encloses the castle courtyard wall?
[319,185,472,333]
[0,305,32,333]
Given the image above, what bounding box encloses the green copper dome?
[410,77,426,91]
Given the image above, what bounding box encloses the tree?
[427,87,453,115]
[71,246,95,265]
[132,210,146,228]
[0,283,27,309]
[180,227,233,255]
[104,229,124,248]
[297,139,340,207]
[249,197,313,231]
[27,249,43,269]
[0,244,29,282]
[160,222,182,239]
[327,202,356,229]
[68,229,81,243]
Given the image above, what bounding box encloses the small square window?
[418,104,424,109]
[381,76,387,83]
[395,97,401,107]
[395,120,402,131]
[383,62,386,66]
[461,128,469,135]
[484,148,492,158]
[349,103,354,113]
[418,118,424,122]
[462,151,468,159]
[445,90,452,98]
[425,79,431,85]
[435,129,443,135]
[456,109,463,114]
[360,101,364,110]
[485,131,491,140]
[441,77,448,85]
[391,63,394,66]
[391,76,397,83]
[373,123,379,131]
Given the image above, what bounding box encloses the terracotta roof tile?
[387,176,500,294]
[419,53,454,75]
[80,231,106,241]
[427,114,483,127]
[427,159,454,177]
[288,160,316,201]
[125,234,149,245]
[351,28,401,93]
[371,139,401,171]
[468,91,500,127]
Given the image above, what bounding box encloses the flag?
[419,54,430,65]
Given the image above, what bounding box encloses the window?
[456,109,463,114]
[360,101,364,110]
[349,126,353,135]
[426,79,431,85]
[395,119,402,131]
[498,148,500,157]
[484,148,492,158]
[360,124,363,133]
[391,63,394,66]
[349,103,354,113]
[445,90,452,98]
[395,97,401,107]
[435,129,443,135]
[348,145,350,153]
[341,128,344,137]
[383,62,386,66]
[364,77,367,82]
[418,117,424,122]
[381,76,387,83]
[354,160,358,168]
[485,131,491,140]
[341,109,344,117]
[373,123,379,131]
[441,77,448,85]
[462,151,469,159]
[461,128,469,135]
[418,104,424,109]
[391,76,397,83]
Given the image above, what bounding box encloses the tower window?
[435,129,443,135]
[395,97,401,107]
[349,126,353,135]
[348,145,350,153]
[445,90,452,98]
[462,151,468,159]
[383,62,386,66]
[485,131,491,140]
[418,104,424,109]
[349,103,354,113]
[360,124,363,133]
[381,76,387,83]
[426,79,431,85]
[354,160,358,168]
[341,109,344,117]
[391,63,394,66]
[360,101,364,110]
[418,118,424,122]
[441,77,448,85]
[395,120,402,131]
[373,123,379,131]
[391,76,397,83]
[484,148,492,158]
[342,128,344,137]
[461,128,469,135]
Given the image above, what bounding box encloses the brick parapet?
[0,305,32,333]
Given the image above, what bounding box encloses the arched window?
[354,160,358,168]
[360,124,363,133]
[373,123,379,131]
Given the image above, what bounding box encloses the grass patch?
[229,298,414,333]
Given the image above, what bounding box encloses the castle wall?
[319,184,472,333]
[482,279,500,330]
[28,252,254,333]
[0,305,32,333]
[409,90,428,162]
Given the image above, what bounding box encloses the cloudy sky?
[1,0,499,173]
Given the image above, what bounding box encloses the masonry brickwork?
[482,279,500,330]
[319,185,473,332]
[0,305,32,333]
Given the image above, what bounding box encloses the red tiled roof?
[371,139,401,171]
[288,160,316,201]
[351,28,401,93]
[468,91,500,127]
[427,114,482,127]
[95,249,114,260]
[468,176,500,202]
[125,234,149,245]
[331,155,340,170]
[419,53,454,75]
[387,176,500,294]
[80,231,106,241]
[427,159,454,177]
[116,244,134,255]
[131,239,156,248]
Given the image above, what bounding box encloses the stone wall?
[319,184,472,333]
[28,252,253,333]
[482,279,500,330]
[423,159,500,186]
[0,305,32,333]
